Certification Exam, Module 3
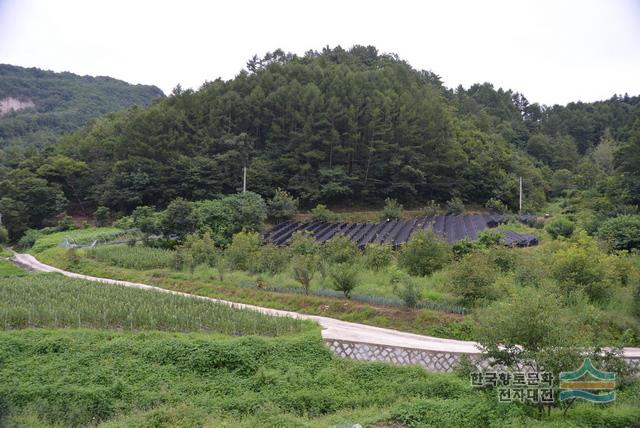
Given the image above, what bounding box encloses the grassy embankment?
[1,269,639,427]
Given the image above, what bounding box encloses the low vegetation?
[0,273,308,336]
[0,268,637,427]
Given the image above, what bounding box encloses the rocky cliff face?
[0,97,35,116]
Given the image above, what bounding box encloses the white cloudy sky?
[0,0,638,105]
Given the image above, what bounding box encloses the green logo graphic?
[559,358,616,403]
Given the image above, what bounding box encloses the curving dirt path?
[10,252,640,359]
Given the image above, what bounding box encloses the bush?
[451,238,477,260]
[422,200,440,217]
[446,197,464,215]
[57,215,75,231]
[161,198,198,239]
[363,243,394,271]
[94,206,110,227]
[322,234,359,264]
[381,197,403,220]
[393,275,422,308]
[16,229,41,250]
[267,188,298,223]
[398,230,451,276]
[288,231,319,256]
[0,226,8,245]
[597,215,640,251]
[484,197,509,214]
[633,283,640,318]
[310,204,334,223]
[449,252,497,305]
[552,244,608,302]
[224,192,268,235]
[546,216,575,239]
[291,254,318,294]
[226,231,261,271]
[476,229,503,248]
[329,263,359,298]
[257,244,291,274]
[488,247,517,272]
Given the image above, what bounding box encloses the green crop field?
[0,273,308,336]
[85,244,175,270]
[2,233,640,426]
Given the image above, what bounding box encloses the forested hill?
[0,64,164,149]
[1,46,639,237]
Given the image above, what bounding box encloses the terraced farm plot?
[0,273,310,336]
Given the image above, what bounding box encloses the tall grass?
[0,260,26,278]
[0,274,309,336]
[86,244,175,270]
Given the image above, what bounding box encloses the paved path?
[10,253,640,359]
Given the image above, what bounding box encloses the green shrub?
[514,255,546,287]
[257,244,291,274]
[597,215,640,251]
[381,197,403,220]
[546,216,575,239]
[363,243,394,271]
[422,200,440,217]
[393,276,422,308]
[56,215,75,231]
[399,230,451,276]
[488,247,517,272]
[0,226,8,245]
[226,231,261,271]
[476,229,503,248]
[451,238,477,260]
[288,231,319,256]
[160,198,198,239]
[267,188,298,223]
[329,263,359,298]
[16,229,41,250]
[310,204,334,223]
[94,206,110,227]
[224,191,268,235]
[446,197,464,215]
[449,252,497,305]
[322,234,359,265]
[633,283,640,318]
[484,197,509,214]
[291,254,319,294]
[552,244,608,301]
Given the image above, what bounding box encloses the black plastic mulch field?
[264,213,538,248]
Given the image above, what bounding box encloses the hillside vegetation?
[1,46,639,239]
[0,267,638,427]
[0,63,163,151]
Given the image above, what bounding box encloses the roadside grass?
[0,259,26,278]
[1,329,638,428]
[0,247,12,258]
[0,273,310,336]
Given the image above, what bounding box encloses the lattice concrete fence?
[325,339,640,374]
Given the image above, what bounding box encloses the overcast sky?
[0,0,638,106]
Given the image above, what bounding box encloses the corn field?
[85,244,175,270]
[0,274,308,336]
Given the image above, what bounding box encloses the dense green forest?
[0,63,164,151]
[0,46,639,237]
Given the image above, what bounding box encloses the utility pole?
[519,177,523,215]
[243,166,247,193]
